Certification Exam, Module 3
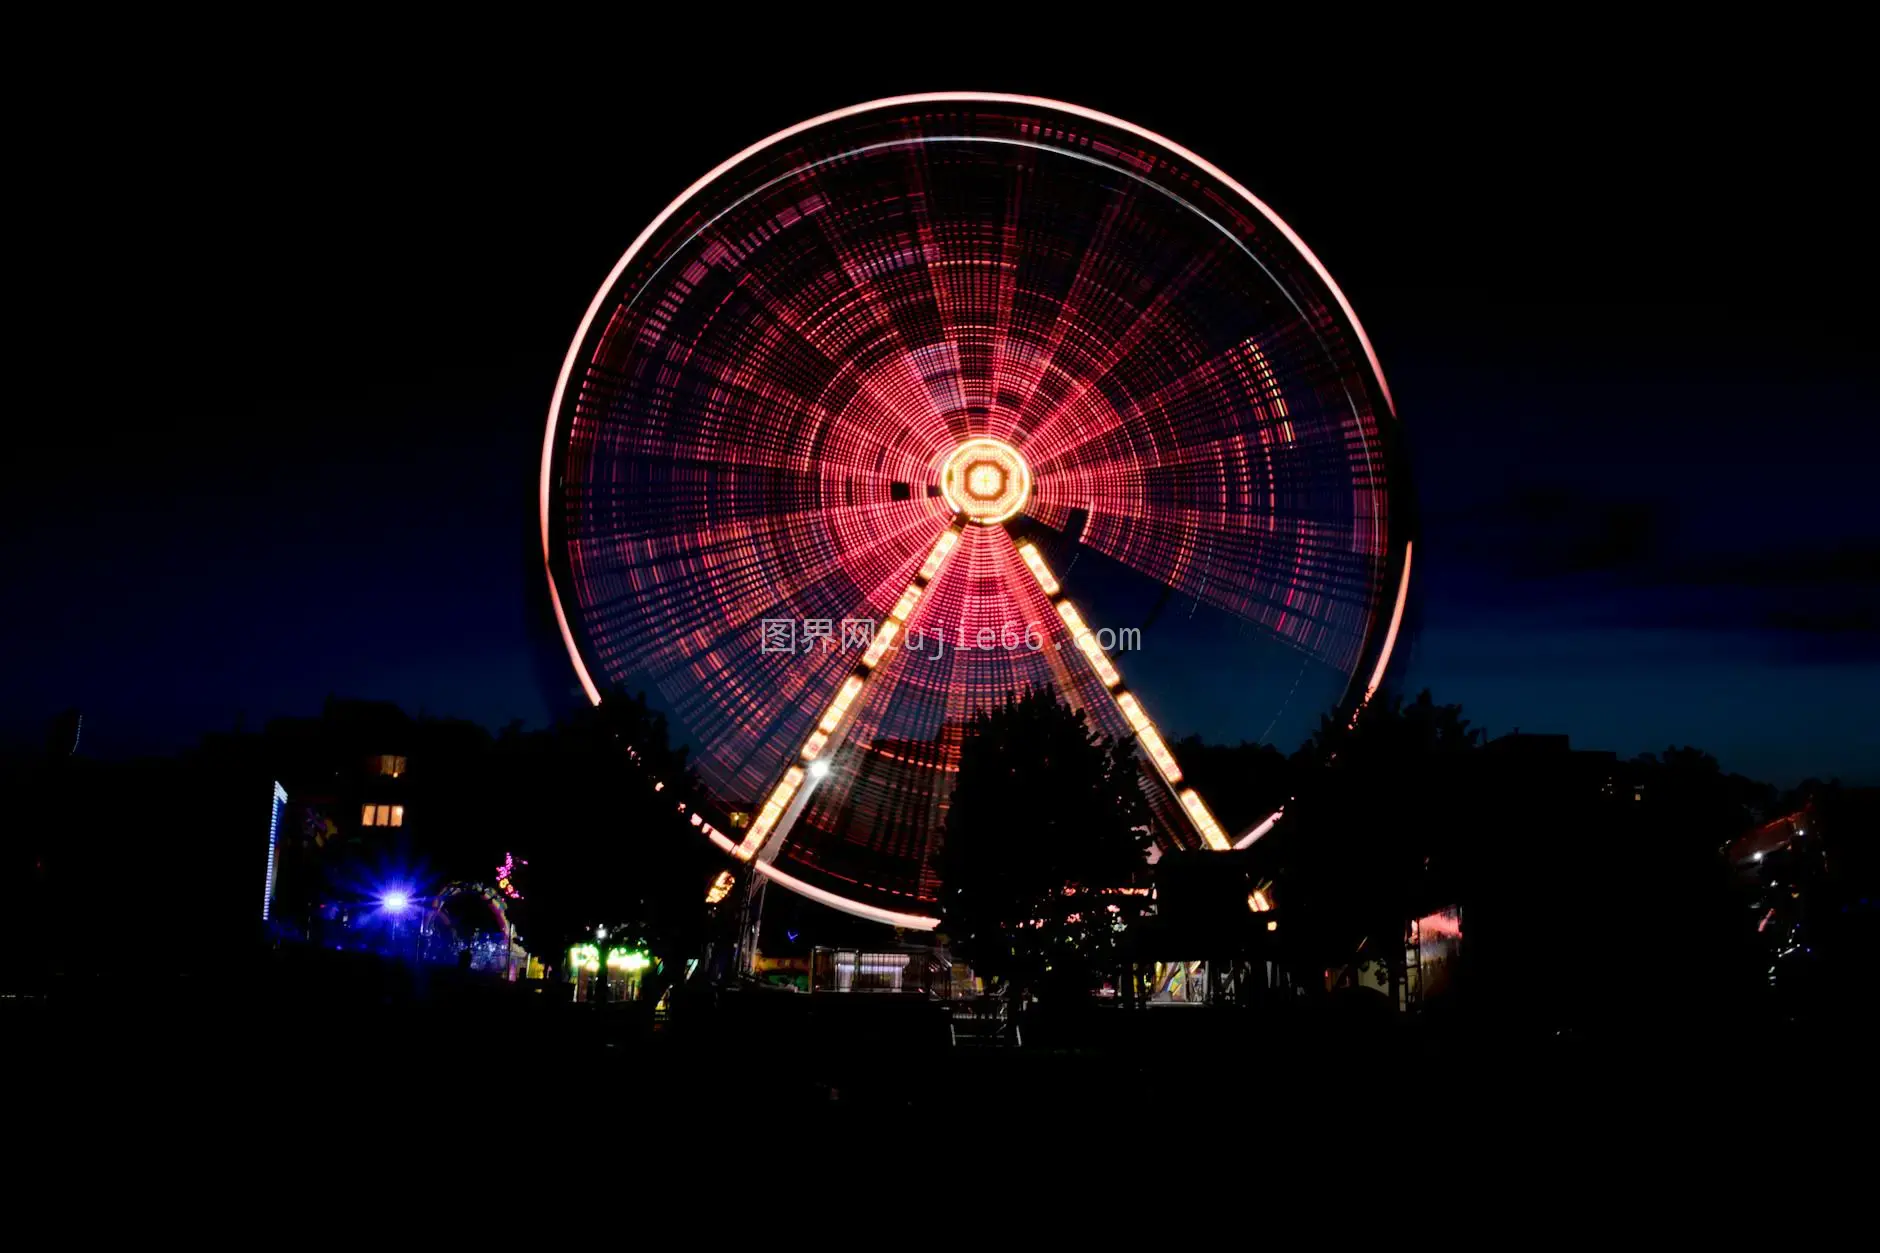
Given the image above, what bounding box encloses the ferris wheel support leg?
[752,763,825,868]
[737,871,769,977]
[722,518,967,873]
[1006,528,1233,851]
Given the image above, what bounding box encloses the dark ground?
[10,948,1866,1150]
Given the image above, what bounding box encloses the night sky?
[10,46,1875,786]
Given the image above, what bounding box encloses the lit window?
[390,805,404,827]
[361,803,374,826]
[374,754,407,778]
[362,803,399,827]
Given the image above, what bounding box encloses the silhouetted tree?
[498,693,723,1000]
[1602,745,1772,1025]
[1273,697,1774,1032]
[940,685,1152,1000]
[1273,690,1484,1002]
[1172,735,1292,835]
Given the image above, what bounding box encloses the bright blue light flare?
[382,890,412,913]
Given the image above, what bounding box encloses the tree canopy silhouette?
[495,693,723,990]
[1270,690,1484,994]
[939,685,1152,998]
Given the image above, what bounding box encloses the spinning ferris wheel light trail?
[541,94,1411,927]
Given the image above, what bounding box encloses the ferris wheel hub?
[940,437,1031,525]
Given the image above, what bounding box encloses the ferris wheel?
[541,94,1411,929]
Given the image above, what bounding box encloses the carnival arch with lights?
[419,881,516,974]
[541,94,1412,930]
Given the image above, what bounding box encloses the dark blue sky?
[9,50,1875,786]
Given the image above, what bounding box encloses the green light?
[606,947,650,972]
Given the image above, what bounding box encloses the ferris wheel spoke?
[577,497,952,680]
[686,164,999,459]
[787,165,986,446]
[897,142,975,439]
[1014,242,1231,454]
[569,462,936,549]
[721,261,965,458]
[1002,188,1134,434]
[730,518,966,863]
[999,526,1232,851]
[570,381,939,484]
[575,255,952,484]
[983,176,1028,443]
[1022,322,1306,479]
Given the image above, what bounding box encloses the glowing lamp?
[818,677,864,734]
[940,438,1030,524]
[1017,542,1060,595]
[859,619,900,669]
[917,530,959,580]
[890,586,922,621]
[1178,788,1230,850]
